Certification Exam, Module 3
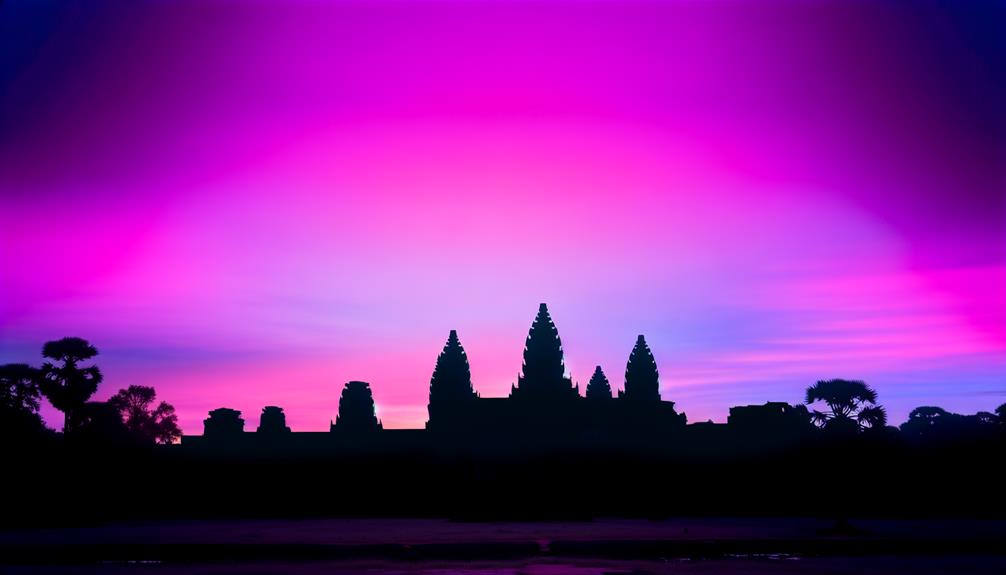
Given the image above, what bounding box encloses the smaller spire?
[427,329,476,428]
[334,381,382,432]
[585,365,612,400]
[622,335,660,402]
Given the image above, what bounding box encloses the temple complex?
[182,304,694,450]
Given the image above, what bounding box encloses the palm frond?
[857,405,888,429]
[810,410,830,427]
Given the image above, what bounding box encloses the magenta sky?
[2,0,1004,433]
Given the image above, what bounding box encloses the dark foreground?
[5,557,1006,575]
[3,518,1005,573]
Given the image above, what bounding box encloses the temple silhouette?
[185,303,701,452]
[7,304,1004,523]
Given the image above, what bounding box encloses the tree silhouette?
[857,405,888,430]
[585,366,612,400]
[0,363,46,437]
[973,411,998,429]
[74,401,131,444]
[511,303,577,400]
[0,363,41,415]
[335,381,382,432]
[900,406,1001,441]
[258,406,291,434]
[107,385,182,444]
[899,406,951,438]
[427,330,477,428]
[620,335,660,402]
[805,379,886,433]
[38,337,102,432]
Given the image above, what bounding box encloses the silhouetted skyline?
[6,306,1002,455]
[2,1,1004,433]
[176,304,999,441]
[4,324,1005,526]
[3,302,1006,434]
[2,3,1005,557]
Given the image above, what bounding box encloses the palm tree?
[805,379,886,433]
[38,337,103,433]
[805,379,886,534]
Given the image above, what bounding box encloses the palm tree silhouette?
[38,337,103,433]
[805,379,886,433]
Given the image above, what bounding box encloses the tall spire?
[512,303,577,400]
[621,335,660,402]
[427,329,477,428]
[585,366,612,400]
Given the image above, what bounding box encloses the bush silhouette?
[585,366,612,400]
[38,337,103,433]
[899,406,952,439]
[335,381,382,432]
[108,385,182,444]
[805,379,886,433]
[973,411,998,427]
[620,335,660,402]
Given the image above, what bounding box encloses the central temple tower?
[510,303,579,402]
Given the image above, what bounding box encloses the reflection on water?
[10,557,1004,575]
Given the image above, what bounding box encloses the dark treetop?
[806,378,887,434]
[107,385,182,445]
[0,363,45,438]
[38,337,103,431]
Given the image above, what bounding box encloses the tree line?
[1,337,180,445]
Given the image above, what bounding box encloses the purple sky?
[1,0,1004,433]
